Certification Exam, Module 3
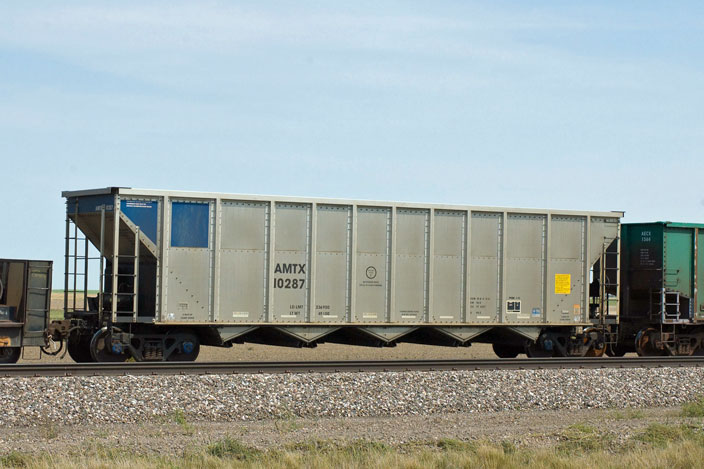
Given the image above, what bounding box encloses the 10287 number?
[274,278,305,289]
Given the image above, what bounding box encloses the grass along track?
[4,406,704,469]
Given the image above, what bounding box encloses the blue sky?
[1,1,703,284]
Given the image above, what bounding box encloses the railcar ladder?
[650,288,688,322]
[65,201,145,324]
[598,239,620,320]
[661,289,683,322]
[110,220,140,323]
[64,208,98,314]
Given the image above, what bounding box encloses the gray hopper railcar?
[53,187,622,361]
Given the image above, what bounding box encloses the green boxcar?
[622,222,704,322]
[620,222,704,355]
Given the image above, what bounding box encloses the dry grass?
[4,426,704,469]
[681,396,704,418]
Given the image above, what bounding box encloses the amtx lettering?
[274,263,306,274]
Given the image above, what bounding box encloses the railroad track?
[3,357,704,377]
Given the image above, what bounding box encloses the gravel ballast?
[1,367,702,427]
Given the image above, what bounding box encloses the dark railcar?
[0,259,52,363]
[619,222,704,355]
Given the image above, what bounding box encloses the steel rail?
[3,357,704,377]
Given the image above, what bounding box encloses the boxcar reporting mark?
[274,263,306,274]
[274,263,306,289]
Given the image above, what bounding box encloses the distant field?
[51,291,95,311]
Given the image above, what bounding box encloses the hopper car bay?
[0,187,702,362]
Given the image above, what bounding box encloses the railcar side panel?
[431,210,466,323]
[271,203,311,322]
[313,204,351,323]
[392,208,429,323]
[218,200,269,323]
[354,207,391,323]
[505,214,546,324]
[664,229,693,305]
[548,216,587,323]
[164,199,213,322]
[468,212,502,323]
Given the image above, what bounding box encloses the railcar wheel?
[584,328,606,357]
[166,332,200,361]
[492,343,521,358]
[90,328,130,362]
[525,343,553,358]
[635,328,665,356]
[67,333,94,363]
[0,347,21,364]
